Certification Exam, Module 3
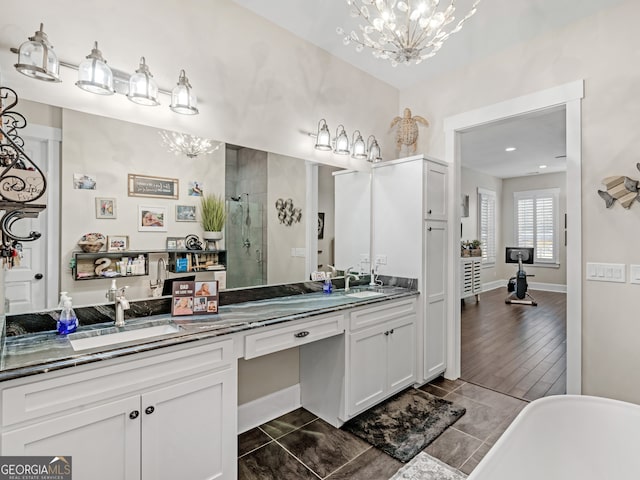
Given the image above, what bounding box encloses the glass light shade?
[14,24,60,82]
[367,135,382,162]
[128,57,159,106]
[170,70,199,115]
[314,119,331,151]
[334,125,350,155]
[76,42,114,95]
[351,130,367,159]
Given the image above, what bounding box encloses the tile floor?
[238,378,529,479]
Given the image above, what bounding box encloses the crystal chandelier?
[159,131,221,158]
[339,0,481,67]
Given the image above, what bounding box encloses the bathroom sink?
[345,290,384,299]
[69,321,181,351]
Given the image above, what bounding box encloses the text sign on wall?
[128,174,179,199]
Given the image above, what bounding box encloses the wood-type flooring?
[461,287,566,401]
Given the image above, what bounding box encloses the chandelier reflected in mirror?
[159,131,221,158]
[338,0,480,67]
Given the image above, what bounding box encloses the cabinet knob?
[145,406,155,415]
[384,331,389,336]
[389,329,394,335]
[428,209,432,214]
[129,410,139,420]
[34,273,43,280]
[427,227,432,232]
[294,331,310,338]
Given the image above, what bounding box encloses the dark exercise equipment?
[505,247,537,306]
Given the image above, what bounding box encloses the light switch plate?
[586,262,626,283]
[630,265,640,284]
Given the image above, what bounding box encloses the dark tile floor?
[238,378,528,479]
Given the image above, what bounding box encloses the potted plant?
[200,194,227,245]
[470,239,482,257]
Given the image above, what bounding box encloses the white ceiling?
[231,0,626,90]
[460,106,566,179]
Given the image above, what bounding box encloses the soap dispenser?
[58,297,78,335]
[323,273,333,294]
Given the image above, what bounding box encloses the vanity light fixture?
[12,24,199,115]
[170,70,198,115]
[367,135,383,163]
[128,57,160,106]
[309,119,382,161]
[351,130,367,159]
[14,23,60,82]
[314,119,332,151]
[334,125,350,155]
[75,42,114,95]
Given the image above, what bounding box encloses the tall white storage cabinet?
[334,170,371,272]
[372,156,448,382]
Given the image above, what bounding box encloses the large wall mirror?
[8,99,341,313]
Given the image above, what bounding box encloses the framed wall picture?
[176,205,196,222]
[138,205,167,232]
[107,235,129,252]
[95,197,117,219]
[74,173,97,190]
[128,174,179,199]
[166,236,185,250]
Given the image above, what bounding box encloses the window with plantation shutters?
[477,188,496,265]
[514,188,560,264]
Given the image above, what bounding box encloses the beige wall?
[60,109,225,305]
[461,167,502,285]
[400,0,640,402]
[20,99,62,129]
[238,348,299,405]
[500,172,567,286]
[266,153,307,284]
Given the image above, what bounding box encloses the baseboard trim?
[481,280,505,292]
[480,279,566,294]
[237,384,301,434]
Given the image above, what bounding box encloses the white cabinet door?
[141,369,236,480]
[2,396,141,480]
[425,161,448,221]
[425,221,448,378]
[386,317,416,392]
[348,327,387,415]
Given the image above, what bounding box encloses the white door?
[386,317,417,392]
[141,370,236,480]
[4,137,49,313]
[348,327,387,416]
[2,396,141,480]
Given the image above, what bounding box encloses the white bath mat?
[389,452,467,480]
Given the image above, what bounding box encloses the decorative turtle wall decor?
[597,163,640,209]
[390,107,429,155]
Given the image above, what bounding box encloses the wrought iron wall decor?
[0,86,47,267]
[275,198,302,226]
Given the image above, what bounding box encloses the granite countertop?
[0,285,418,382]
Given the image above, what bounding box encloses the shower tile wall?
[225,147,268,288]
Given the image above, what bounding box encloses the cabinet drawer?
[349,298,417,332]
[2,338,234,427]
[244,314,344,359]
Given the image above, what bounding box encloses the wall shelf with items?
[72,251,150,281]
[167,250,226,274]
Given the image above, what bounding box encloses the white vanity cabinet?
[372,155,448,383]
[300,296,417,426]
[347,298,417,416]
[0,338,237,480]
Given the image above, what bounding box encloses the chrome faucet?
[345,266,360,292]
[114,286,130,327]
[150,257,167,296]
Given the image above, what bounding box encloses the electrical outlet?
[375,255,387,265]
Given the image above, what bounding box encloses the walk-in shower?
[226,194,265,288]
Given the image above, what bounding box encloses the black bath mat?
[342,388,466,463]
